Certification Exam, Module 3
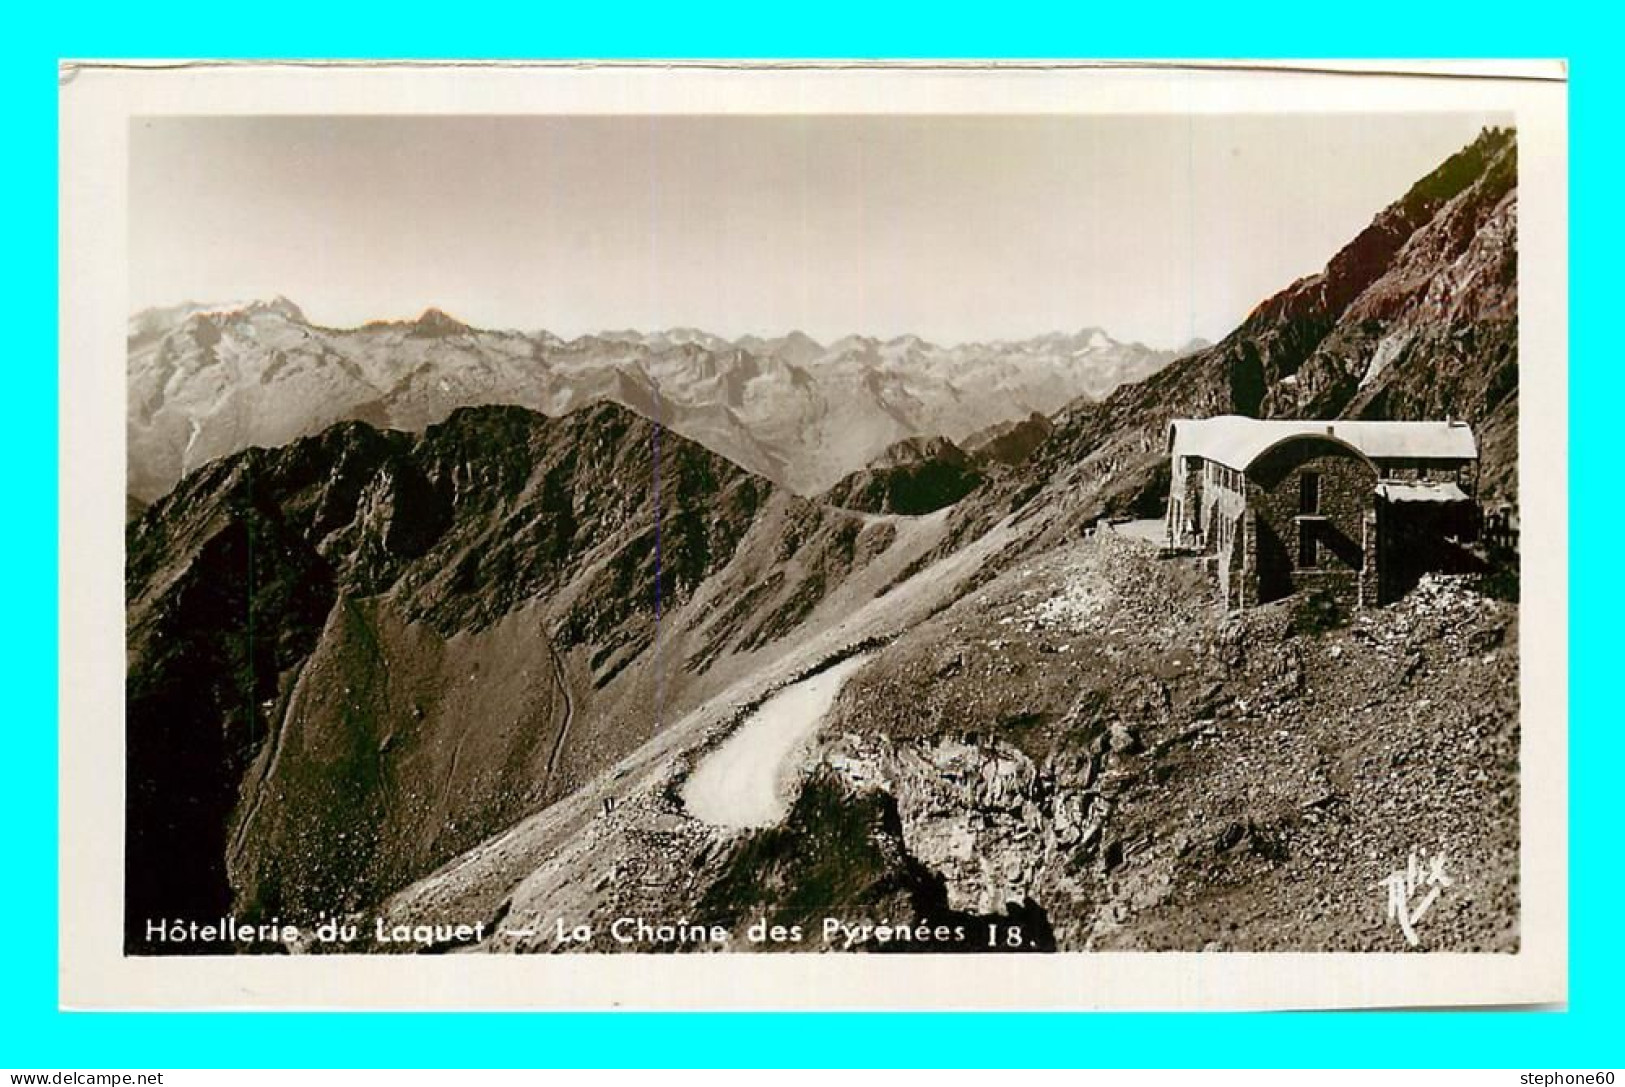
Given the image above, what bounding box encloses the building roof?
[1168,415,1478,472]
[1375,481,1471,504]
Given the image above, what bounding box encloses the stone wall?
[1359,510,1380,607]
[1167,455,1204,549]
[1244,437,1378,610]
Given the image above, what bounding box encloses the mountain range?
[128,301,1193,504]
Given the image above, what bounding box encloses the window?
[1300,472,1320,515]
[1298,522,1319,568]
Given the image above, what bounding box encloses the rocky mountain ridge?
[125,400,946,950]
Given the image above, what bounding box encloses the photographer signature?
[1376,848,1454,946]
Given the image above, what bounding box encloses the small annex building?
[1165,415,1480,610]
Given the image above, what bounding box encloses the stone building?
[1165,416,1480,610]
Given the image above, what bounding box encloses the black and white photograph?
[59,61,1568,1009]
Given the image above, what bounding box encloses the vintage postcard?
[58,60,1568,1009]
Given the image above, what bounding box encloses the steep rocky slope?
[363,505,1038,954]
[813,529,1517,951]
[125,401,933,951]
[370,526,1516,954]
[961,412,1056,467]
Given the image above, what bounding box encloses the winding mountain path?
[680,653,874,829]
[538,633,575,799]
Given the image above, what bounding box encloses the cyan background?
[12,6,1607,1067]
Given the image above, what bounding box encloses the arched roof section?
[1168,415,1477,472]
[1244,430,1378,479]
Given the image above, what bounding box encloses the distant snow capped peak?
[250,295,307,323]
[881,334,941,363]
[773,330,826,360]
[736,330,826,368]
[410,307,472,337]
[127,301,232,340]
[1027,327,1116,352]
[825,334,879,356]
[655,327,734,353]
[127,296,308,342]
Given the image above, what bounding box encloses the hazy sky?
[130,113,1504,349]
